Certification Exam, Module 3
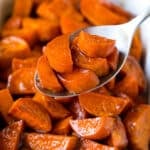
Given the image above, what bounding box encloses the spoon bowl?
[35,7,150,98]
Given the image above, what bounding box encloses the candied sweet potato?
[69,98,88,119]
[13,0,33,17]
[12,57,38,71]
[59,69,99,93]
[0,89,14,123]
[9,98,52,132]
[124,104,150,150]
[44,34,73,73]
[0,120,24,150]
[115,56,146,97]
[107,47,119,70]
[108,117,128,149]
[33,92,70,119]
[53,116,73,135]
[80,139,119,150]
[7,68,36,94]
[0,36,31,69]
[80,0,128,25]
[22,18,60,42]
[130,30,143,61]
[1,28,37,47]
[2,16,22,30]
[36,0,73,23]
[37,55,63,92]
[79,92,130,116]
[74,31,115,57]
[60,7,88,34]
[73,50,110,76]
[70,117,114,140]
[120,56,146,91]
[23,133,78,150]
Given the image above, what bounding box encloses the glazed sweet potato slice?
[1,28,37,47]
[36,0,73,22]
[73,50,110,76]
[8,98,52,132]
[115,75,139,98]
[60,7,88,34]
[23,133,78,150]
[70,117,114,140]
[37,55,63,92]
[108,117,128,149]
[22,18,60,42]
[74,31,115,57]
[69,98,88,119]
[44,34,73,73]
[80,0,128,25]
[12,57,38,71]
[33,92,70,119]
[124,104,150,150]
[130,30,143,61]
[107,47,119,70]
[2,16,22,30]
[52,116,73,135]
[59,69,99,93]
[13,0,33,17]
[0,89,14,123]
[0,36,31,69]
[0,120,24,150]
[7,68,36,94]
[79,92,130,116]
[80,139,119,150]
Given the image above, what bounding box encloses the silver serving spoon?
[35,7,150,99]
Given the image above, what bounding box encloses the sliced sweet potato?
[36,0,73,23]
[53,116,73,135]
[0,89,14,123]
[8,98,52,132]
[96,87,111,95]
[73,50,110,76]
[37,55,63,92]
[124,104,150,150]
[60,7,88,34]
[80,0,128,25]
[74,31,115,57]
[130,30,143,61]
[22,18,60,42]
[0,120,24,150]
[2,16,22,30]
[12,0,33,17]
[80,139,119,150]
[44,34,73,73]
[108,117,128,149]
[79,92,130,116]
[23,133,78,150]
[33,92,70,119]
[120,56,146,91]
[115,75,139,98]
[7,68,36,94]
[107,47,119,70]
[69,98,88,119]
[59,69,99,93]
[70,117,114,140]
[12,57,37,71]
[0,36,31,69]
[1,28,37,47]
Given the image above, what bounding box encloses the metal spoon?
[35,7,150,99]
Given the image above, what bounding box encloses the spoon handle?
[125,5,150,35]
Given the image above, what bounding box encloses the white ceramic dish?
[0,0,150,103]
